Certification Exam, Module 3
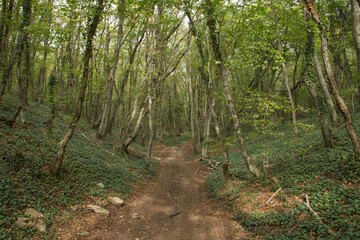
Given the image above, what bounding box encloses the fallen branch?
[266,187,282,205]
[301,194,335,235]
[229,196,240,202]
[81,133,115,156]
[81,133,101,146]
[169,211,181,218]
[199,158,222,169]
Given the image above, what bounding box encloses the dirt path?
[82,143,245,240]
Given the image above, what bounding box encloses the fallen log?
[199,158,223,169]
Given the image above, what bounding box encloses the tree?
[204,0,262,177]
[301,0,360,157]
[52,0,105,176]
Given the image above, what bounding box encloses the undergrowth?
[0,94,156,239]
[207,113,360,239]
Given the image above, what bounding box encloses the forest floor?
[61,142,247,240]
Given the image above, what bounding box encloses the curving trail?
[84,142,246,240]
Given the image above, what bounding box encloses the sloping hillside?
[207,114,360,239]
[0,94,155,239]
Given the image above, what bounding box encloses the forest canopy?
[1,0,360,176]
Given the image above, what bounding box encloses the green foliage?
[162,132,190,146]
[237,90,313,139]
[206,112,360,239]
[0,94,154,239]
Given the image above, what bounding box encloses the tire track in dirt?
[84,142,246,239]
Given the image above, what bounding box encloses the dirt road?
[83,143,245,239]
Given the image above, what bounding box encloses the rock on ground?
[107,196,124,206]
[16,218,46,232]
[87,205,109,217]
[25,208,44,218]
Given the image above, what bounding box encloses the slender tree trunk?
[122,105,147,152]
[147,4,160,161]
[17,0,31,105]
[304,0,360,157]
[97,27,112,138]
[304,11,333,147]
[186,42,197,151]
[272,5,299,136]
[52,0,104,176]
[47,67,57,132]
[107,29,145,135]
[195,76,201,148]
[352,0,360,81]
[147,70,154,164]
[202,98,211,158]
[0,0,15,101]
[184,4,228,172]
[98,0,125,138]
[313,52,339,124]
[205,0,261,177]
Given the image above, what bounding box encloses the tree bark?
[122,105,147,152]
[186,35,197,152]
[313,52,339,124]
[0,0,15,101]
[304,11,333,147]
[352,0,360,82]
[303,0,360,157]
[272,5,299,136]
[205,0,261,177]
[97,0,125,138]
[184,4,228,175]
[16,0,32,105]
[52,0,104,176]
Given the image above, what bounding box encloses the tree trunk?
[0,0,15,101]
[52,0,104,176]
[352,0,360,81]
[16,0,32,105]
[122,105,147,153]
[107,28,145,135]
[185,4,230,175]
[47,67,57,132]
[304,12,333,147]
[147,72,154,164]
[272,5,299,136]
[313,52,339,124]
[205,0,261,177]
[303,0,360,157]
[97,0,125,138]
[186,36,197,152]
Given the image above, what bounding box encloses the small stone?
[35,219,46,232]
[70,205,82,212]
[80,230,90,236]
[107,196,124,206]
[25,208,44,218]
[17,217,30,227]
[87,205,109,217]
[132,213,140,219]
[92,234,103,240]
[16,218,46,232]
[96,183,105,188]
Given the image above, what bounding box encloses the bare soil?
[62,142,247,239]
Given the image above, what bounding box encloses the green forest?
[1,0,360,239]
